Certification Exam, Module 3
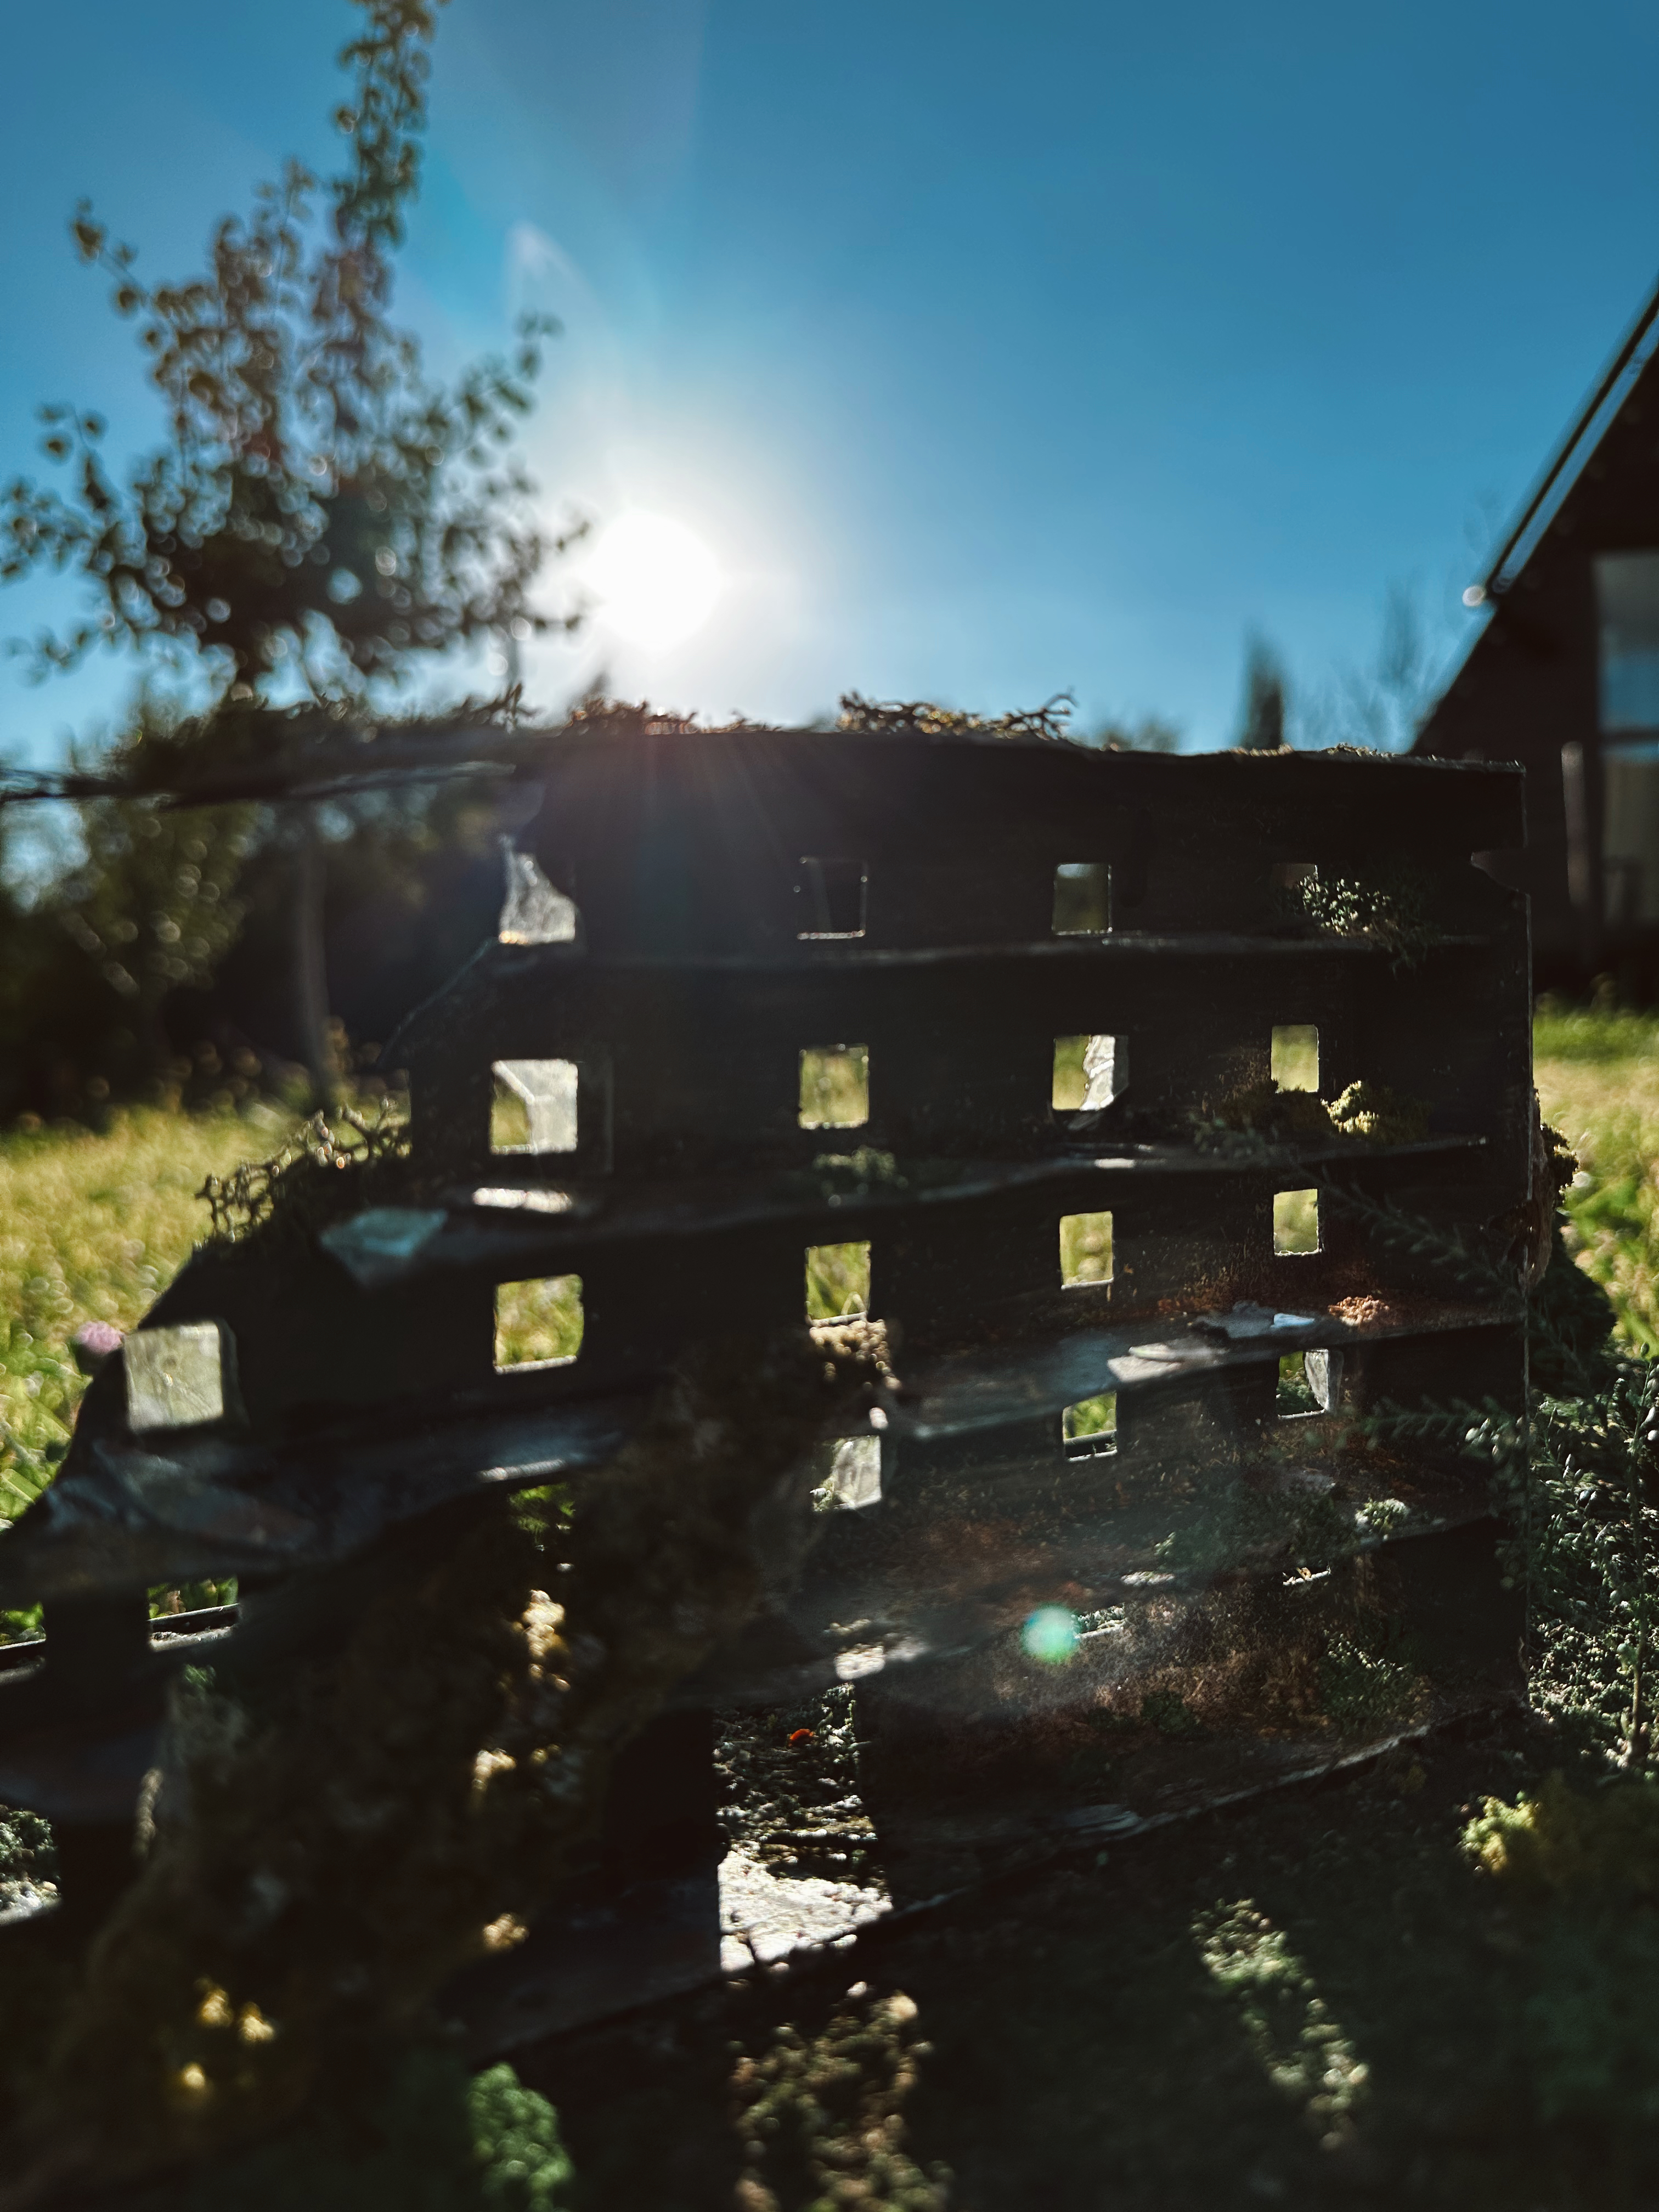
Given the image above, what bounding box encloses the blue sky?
[1,0,1656,764]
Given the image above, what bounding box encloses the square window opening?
[492,1059,578,1154]
[125,1322,225,1434]
[495,1274,584,1370]
[1277,1352,1318,1415]
[1271,1024,1319,1093]
[806,1240,871,1321]
[1064,1390,1118,1458]
[1060,1211,1114,1286]
[1277,1348,1340,1414]
[814,1434,883,1511]
[1053,861,1110,936]
[796,856,867,939]
[800,1045,870,1129]
[1273,1188,1320,1255]
[498,849,578,945]
[148,1577,239,1623]
[1054,1033,1126,1113]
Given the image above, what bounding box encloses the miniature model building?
[0,725,1533,1967]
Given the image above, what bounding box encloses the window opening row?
[121,1210,1328,1431]
[816,1385,1126,1513]
[802,1026,1317,1128]
[491,1197,1317,1382]
[805,1216,1119,1321]
[488,1025,1324,1154]
[499,851,1330,950]
[794,861,1328,942]
[796,859,1114,941]
[799,1199,1316,1314]
[486,1198,1314,1378]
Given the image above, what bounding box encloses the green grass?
[1060,1208,1114,1286]
[1052,1033,1091,1111]
[494,1274,585,1368]
[798,1045,869,1130]
[1534,996,1659,1353]
[1063,1389,1117,1444]
[0,1104,295,1635]
[805,1239,871,1320]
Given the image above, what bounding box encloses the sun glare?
[585,511,722,651]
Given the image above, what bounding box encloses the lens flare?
[1021,1606,1081,1664]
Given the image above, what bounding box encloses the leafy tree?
[1237,634,1286,752]
[55,776,255,1080]
[0,0,577,1092]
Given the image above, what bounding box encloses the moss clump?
[1192,1077,1432,1157]
[837,691,1072,742]
[810,1147,907,1198]
[1327,1080,1430,1144]
[1190,1081,1340,1154]
[1139,1690,1203,1737]
[196,1102,413,1250]
[1462,1773,1659,2134]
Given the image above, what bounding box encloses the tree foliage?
[1237,634,1287,751]
[0,0,575,712]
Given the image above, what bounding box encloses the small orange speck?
[788,1728,816,1746]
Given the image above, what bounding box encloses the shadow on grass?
[515,1719,1659,2211]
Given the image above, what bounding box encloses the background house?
[1414,280,1659,993]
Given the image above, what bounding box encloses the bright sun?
[584,511,722,651]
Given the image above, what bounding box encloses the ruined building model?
[0,723,1532,2006]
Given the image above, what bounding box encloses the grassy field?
[1534,996,1659,1353]
[0,1104,298,1635]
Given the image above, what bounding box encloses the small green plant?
[170,2046,572,2211]
[0,1804,57,1912]
[1319,1628,1424,1731]
[1465,1769,1659,1899]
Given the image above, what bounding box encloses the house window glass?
[1596,551,1659,732]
